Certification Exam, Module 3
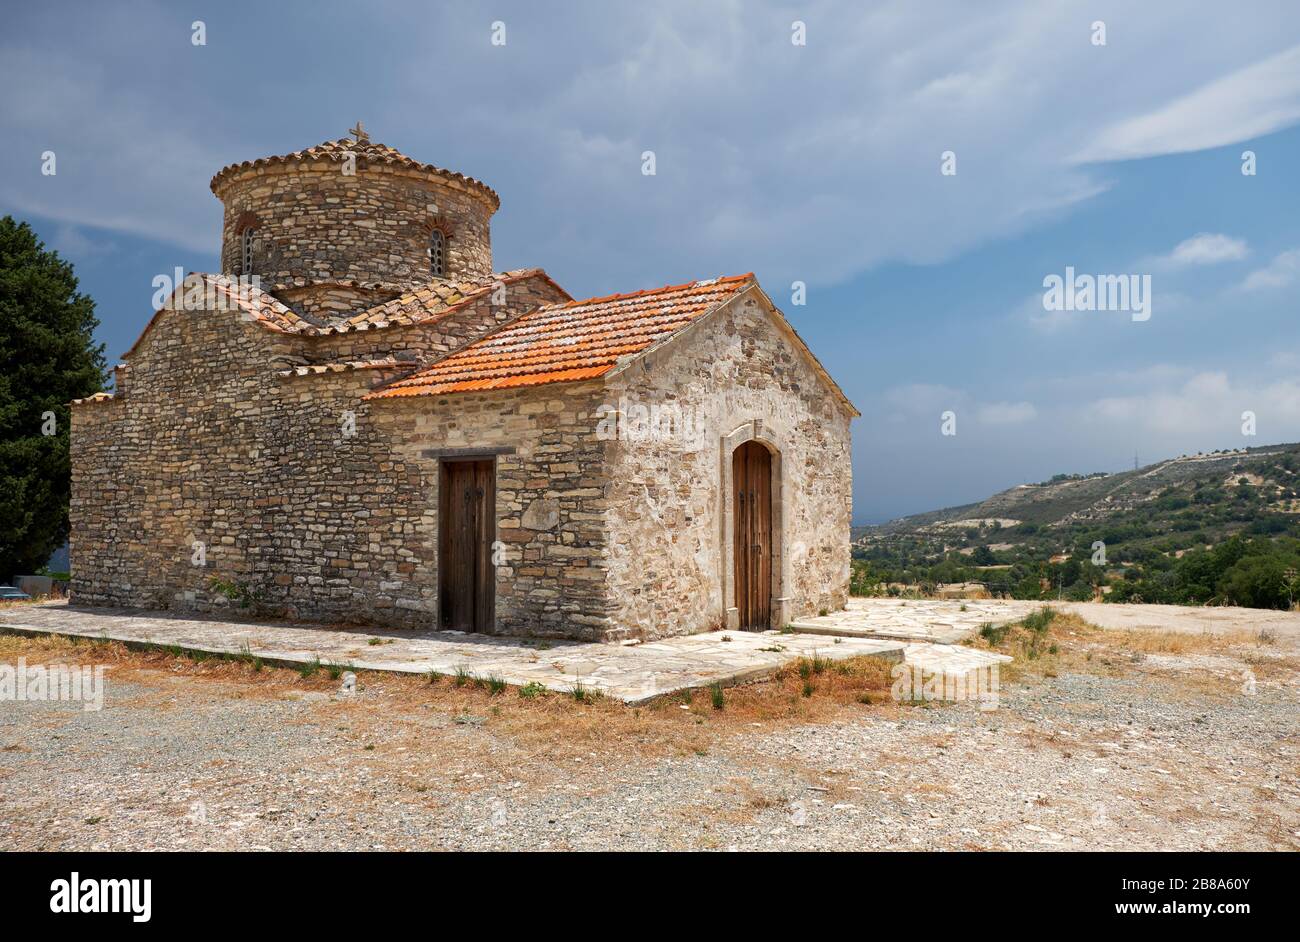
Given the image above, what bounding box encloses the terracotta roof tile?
[275,357,414,378]
[209,137,499,209]
[123,274,314,358]
[327,268,563,335]
[124,270,570,358]
[366,274,754,399]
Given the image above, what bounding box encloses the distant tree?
[1064,580,1093,601]
[0,217,105,580]
[1218,555,1295,610]
[971,545,996,566]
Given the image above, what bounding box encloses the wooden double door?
[438,459,496,632]
[733,441,773,630]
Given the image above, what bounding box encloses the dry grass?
[0,631,899,767]
[965,608,1273,674]
[0,598,51,611]
[961,607,1084,681]
[1105,628,1260,655]
[0,631,343,691]
[682,777,786,830]
[960,607,1300,703]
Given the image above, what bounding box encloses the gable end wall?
[602,291,853,640]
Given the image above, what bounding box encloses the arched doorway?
[732,440,773,629]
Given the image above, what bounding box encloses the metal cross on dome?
[349,121,369,143]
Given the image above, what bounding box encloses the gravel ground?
[1,620,1296,851]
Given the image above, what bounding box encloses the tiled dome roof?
[209,135,500,209]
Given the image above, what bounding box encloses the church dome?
[209,126,498,317]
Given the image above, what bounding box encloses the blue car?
[0,586,31,600]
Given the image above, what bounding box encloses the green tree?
[1218,555,1295,610]
[0,217,105,580]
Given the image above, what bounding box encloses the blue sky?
[3,1,1298,523]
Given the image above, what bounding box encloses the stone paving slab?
[790,597,1044,643]
[0,603,905,704]
[901,642,1012,674]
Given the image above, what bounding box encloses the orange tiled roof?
[367,274,754,399]
[209,137,500,209]
[123,270,570,357]
[328,268,567,335]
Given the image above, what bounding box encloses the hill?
[853,443,1300,609]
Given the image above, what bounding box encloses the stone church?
[70,128,857,641]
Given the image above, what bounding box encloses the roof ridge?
[384,267,544,306]
[326,268,564,335]
[122,271,312,358]
[553,273,753,310]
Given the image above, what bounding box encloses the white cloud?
[882,384,1036,427]
[1024,284,1190,332]
[3,2,1299,289]
[1084,370,1300,437]
[1023,290,1081,332]
[50,224,116,258]
[885,383,964,422]
[857,357,1300,522]
[1241,248,1300,291]
[1156,233,1249,267]
[978,401,1037,425]
[1076,43,1300,163]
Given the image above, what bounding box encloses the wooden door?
[438,459,496,632]
[733,441,772,630]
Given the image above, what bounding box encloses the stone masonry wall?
[215,162,495,298]
[384,384,614,639]
[72,282,848,641]
[601,289,853,640]
[71,298,613,638]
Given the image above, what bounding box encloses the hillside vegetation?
[853,443,1300,609]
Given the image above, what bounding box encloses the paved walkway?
[790,597,1043,643]
[902,642,1011,675]
[0,603,911,704]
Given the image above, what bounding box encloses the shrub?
[1021,606,1057,634]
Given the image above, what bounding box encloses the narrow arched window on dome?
[241,228,257,275]
[429,229,446,278]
